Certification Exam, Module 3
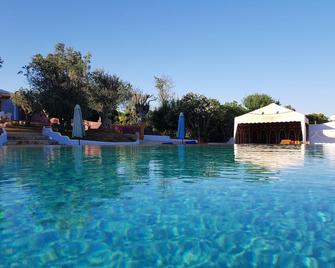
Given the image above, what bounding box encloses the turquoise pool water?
[1,145,335,267]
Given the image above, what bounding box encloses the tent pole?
[301,121,307,144]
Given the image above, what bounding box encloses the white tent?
[234,103,309,144]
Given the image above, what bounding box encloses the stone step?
[7,130,48,141]
[4,128,59,145]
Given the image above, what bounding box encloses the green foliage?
[150,100,180,136]
[88,69,132,127]
[150,93,247,142]
[11,88,42,118]
[21,43,91,127]
[117,103,138,125]
[284,104,296,111]
[18,43,137,130]
[178,93,220,141]
[207,101,248,142]
[243,93,280,111]
[154,75,174,105]
[306,113,329,124]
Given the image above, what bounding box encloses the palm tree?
[132,90,155,124]
[131,90,155,140]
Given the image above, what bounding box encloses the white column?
[301,120,307,144]
[233,119,238,143]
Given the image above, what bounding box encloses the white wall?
[43,127,140,145]
[144,135,172,142]
[309,122,335,144]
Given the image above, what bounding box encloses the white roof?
[235,103,309,125]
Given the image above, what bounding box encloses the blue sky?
[0,0,334,114]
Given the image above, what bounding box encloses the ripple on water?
[0,145,335,267]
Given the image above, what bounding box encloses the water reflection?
[84,145,102,158]
[0,143,311,221]
[321,144,335,166]
[0,145,239,235]
[234,144,305,172]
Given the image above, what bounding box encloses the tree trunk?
[139,123,145,140]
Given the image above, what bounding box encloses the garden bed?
[83,129,137,142]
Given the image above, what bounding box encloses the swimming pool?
[0,145,335,267]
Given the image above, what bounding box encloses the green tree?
[150,100,180,136]
[306,113,329,124]
[117,103,138,125]
[284,104,296,111]
[11,88,42,119]
[208,101,247,142]
[243,93,280,111]
[150,93,248,142]
[21,43,91,128]
[88,69,132,128]
[179,93,221,142]
[154,75,174,105]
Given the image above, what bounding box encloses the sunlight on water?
[0,145,335,267]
